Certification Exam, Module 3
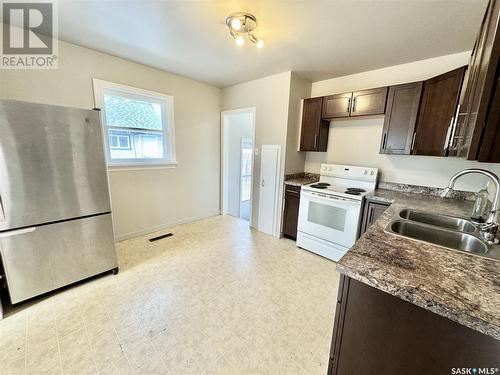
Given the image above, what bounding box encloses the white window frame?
[92,79,177,169]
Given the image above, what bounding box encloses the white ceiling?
[58,0,488,88]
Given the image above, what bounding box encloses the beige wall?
[0,41,221,240]
[306,52,500,192]
[285,73,311,175]
[222,72,292,231]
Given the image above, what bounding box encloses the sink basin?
[399,209,477,233]
[389,220,489,255]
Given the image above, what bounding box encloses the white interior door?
[258,145,281,236]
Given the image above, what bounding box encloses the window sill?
[107,161,178,172]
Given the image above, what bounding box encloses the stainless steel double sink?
[385,209,500,261]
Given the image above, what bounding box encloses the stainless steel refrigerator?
[0,99,118,304]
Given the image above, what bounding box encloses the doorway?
[221,107,256,224]
[240,138,253,221]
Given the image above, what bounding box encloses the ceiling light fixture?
[235,35,245,46]
[226,12,264,48]
[230,18,242,31]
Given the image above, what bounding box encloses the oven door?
[298,190,362,248]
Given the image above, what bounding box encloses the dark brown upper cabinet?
[411,66,466,156]
[322,93,352,118]
[322,88,388,119]
[447,67,471,157]
[351,87,388,117]
[380,82,423,154]
[452,0,499,163]
[476,72,500,162]
[300,97,330,151]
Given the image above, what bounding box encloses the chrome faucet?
[441,169,500,244]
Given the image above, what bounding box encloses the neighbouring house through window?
[92,79,176,167]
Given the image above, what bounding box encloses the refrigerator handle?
[0,227,36,238]
[0,194,4,221]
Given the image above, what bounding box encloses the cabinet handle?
[411,132,416,151]
[352,96,357,112]
[382,133,387,149]
[0,194,4,222]
[449,104,460,149]
[314,134,318,149]
[347,97,351,113]
[444,118,453,150]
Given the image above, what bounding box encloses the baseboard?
[115,210,221,242]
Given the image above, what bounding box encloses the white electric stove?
[297,163,378,261]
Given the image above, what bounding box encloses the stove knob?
[364,170,368,175]
[370,170,375,176]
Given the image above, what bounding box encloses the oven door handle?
[306,191,360,203]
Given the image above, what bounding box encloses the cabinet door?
[447,67,471,157]
[351,87,388,117]
[478,72,500,162]
[282,186,300,239]
[300,97,326,151]
[329,277,500,375]
[412,66,466,156]
[458,0,499,161]
[360,201,390,235]
[380,83,423,155]
[322,93,352,119]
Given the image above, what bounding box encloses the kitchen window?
[93,79,176,168]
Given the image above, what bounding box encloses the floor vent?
[149,233,173,242]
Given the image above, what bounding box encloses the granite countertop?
[338,188,500,339]
[284,177,318,187]
[284,172,319,187]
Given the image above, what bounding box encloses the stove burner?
[345,191,361,195]
[346,188,366,193]
[315,182,330,186]
[310,184,328,189]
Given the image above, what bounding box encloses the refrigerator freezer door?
[0,214,117,304]
[0,100,111,231]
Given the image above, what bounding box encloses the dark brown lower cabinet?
[360,199,390,235]
[328,276,500,375]
[282,185,301,239]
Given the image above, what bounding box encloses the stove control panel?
[320,163,378,182]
